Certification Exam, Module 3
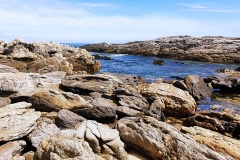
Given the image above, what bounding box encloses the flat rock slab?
[0,102,41,142]
[117,116,234,160]
[182,126,240,160]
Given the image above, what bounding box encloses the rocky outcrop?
[36,120,127,160]
[0,39,100,74]
[183,111,240,139]
[29,90,93,112]
[182,126,240,160]
[81,36,240,63]
[117,116,234,160]
[0,102,41,142]
[61,73,149,119]
[141,82,197,117]
[0,140,26,160]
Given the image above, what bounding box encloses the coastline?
[81,35,240,63]
[0,39,239,159]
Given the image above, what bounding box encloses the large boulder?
[117,116,234,160]
[141,82,197,117]
[0,140,26,160]
[0,102,41,142]
[29,90,93,112]
[182,126,240,160]
[184,75,211,101]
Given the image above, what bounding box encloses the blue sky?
[0,0,240,43]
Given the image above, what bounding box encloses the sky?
[0,0,240,43]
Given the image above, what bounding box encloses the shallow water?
[66,43,240,114]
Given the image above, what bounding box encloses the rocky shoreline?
[0,39,239,160]
[81,35,240,63]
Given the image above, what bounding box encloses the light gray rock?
[55,109,86,129]
[0,102,41,142]
[28,117,60,149]
[0,64,19,73]
[0,140,26,160]
[117,116,234,160]
[141,82,197,117]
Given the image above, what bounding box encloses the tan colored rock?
[117,116,234,160]
[182,126,240,160]
[0,102,41,142]
[141,82,197,117]
[36,133,98,160]
[29,90,93,112]
[0,140,26,160]
[0,97,11,107]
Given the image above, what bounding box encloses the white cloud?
[0,0,240,43]
[177,3,208,9]
[177,3,240,13]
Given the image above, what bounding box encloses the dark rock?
[215,68,231,73]
[93,54,111,60]
[153,59,164,65]
[171,76,184,80]
[184,75,211,101]
[74,106,117,120]
[203,76,219,83]
[55,109,86,129]
[212,77,240,93]
[235,67,240,71]
[182,111,240,139]
[173,80,188,91]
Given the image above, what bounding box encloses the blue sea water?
[65,43,240,114]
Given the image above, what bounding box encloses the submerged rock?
[153,59,164,65]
